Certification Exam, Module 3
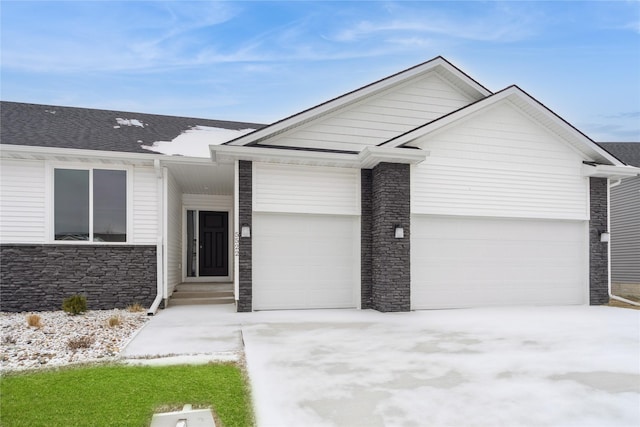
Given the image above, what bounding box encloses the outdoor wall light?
[600,232,610,243]
[241,224,251,238]
[394,224,404,239]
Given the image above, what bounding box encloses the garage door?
[411,216,587,309]
[253,213,359,310]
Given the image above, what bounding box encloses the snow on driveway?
[242,306,639,427]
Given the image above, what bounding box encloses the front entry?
[198,211,229,276]
[187,210,229,278]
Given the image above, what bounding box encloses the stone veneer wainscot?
[0,244,156,312]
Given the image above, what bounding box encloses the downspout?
[147,158,164,315]
[607,178,640,307]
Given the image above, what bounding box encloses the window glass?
[186,210,196,277]
[93,169,127,242]
[54,169,89,240]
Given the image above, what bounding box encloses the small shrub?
[2,334,17,345]
[126,303,145,313]
[62,294,87,315]
[67,335,94,350]
[108,315,121,327]
[26,314,42,328]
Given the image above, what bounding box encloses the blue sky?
[1,1,639,142]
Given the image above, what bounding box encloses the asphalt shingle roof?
[599,142,640,167]
[0,101,265,154]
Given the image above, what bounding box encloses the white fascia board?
[358,146,428,169]
[0,144,219,167]
[226,57,491,147]
[582,164,640,180]
[0,144,159,165]
[211,145,360,168]
[211,145,428,169]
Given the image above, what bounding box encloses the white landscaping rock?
[0,309,148,372]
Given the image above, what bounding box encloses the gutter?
[148,159,165,315]
[210,144,428,168]
[607,178,640,307]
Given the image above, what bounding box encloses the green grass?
[0,363,254,427]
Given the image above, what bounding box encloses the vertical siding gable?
[0,159,47,243]
[253,163,360,215]
[411,102,589,220]
[263,72,476,152]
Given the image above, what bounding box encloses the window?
[54,168,127,242]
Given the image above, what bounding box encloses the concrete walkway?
[121,304,243,364]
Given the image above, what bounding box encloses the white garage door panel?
[412,216,587,309]
[253,213,359,310]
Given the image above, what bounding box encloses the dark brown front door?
[199,211,228,276]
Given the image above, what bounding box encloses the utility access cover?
[150,404,216,427]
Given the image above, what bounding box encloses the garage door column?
[237,160,253,312]
[589,177,608,305]
[370,162,411,312]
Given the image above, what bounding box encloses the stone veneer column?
[360,169,373,309]
[371,162,411,312]
[237,160,253,312]
[589,177,609,305]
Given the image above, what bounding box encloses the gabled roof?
[381,85,624,166]
[599,143,640,167]
[224,56,492,147]
[0,101,265,154]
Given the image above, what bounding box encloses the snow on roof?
[115,118,145,128]
[141,125,255,158]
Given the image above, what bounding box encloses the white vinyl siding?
[166,171,182,295]
[131,166,158,244]
[253,213,359,310]
[411,216,587,309]
[411,103,588,220]
[253,163,360,215]
[266,72,474,152]
[0,159,46,243]
[610,176,640,283]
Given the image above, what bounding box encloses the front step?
[169,283,235,306]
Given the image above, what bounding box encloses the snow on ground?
[141,126,255,157]
[242,306,640,427]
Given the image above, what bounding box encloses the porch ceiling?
[165,162,234,195]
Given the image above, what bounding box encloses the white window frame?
[47,162,133,244]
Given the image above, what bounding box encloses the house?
[1,56,638,313]
[599,142,640,298]
[0,103,264,312]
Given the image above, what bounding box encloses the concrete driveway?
[122,305,639,426]
[241,307,640,427]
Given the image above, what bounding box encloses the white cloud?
[328,3,539,44]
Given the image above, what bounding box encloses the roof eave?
[582,164,640,180]
[0,143,216,165]
[211,145,428,169]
